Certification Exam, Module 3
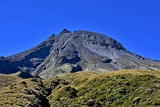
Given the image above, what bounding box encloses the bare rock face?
[0,34,56,74]
[32,29,160,79]
[1,29,160,79]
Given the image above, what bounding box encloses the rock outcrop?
[0,29,160,79]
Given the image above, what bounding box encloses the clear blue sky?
[0,0,160,60]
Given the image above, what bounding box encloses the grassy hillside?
[1,70,160,107]
[0,74,20,90]
[0,73,49,107]
[44,70,160,107]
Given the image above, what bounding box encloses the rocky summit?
[0,29,160,79]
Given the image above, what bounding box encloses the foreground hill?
[1,70,160,107]
[45,70,160,107]
[0,73,49,107]
[0,29,160,79]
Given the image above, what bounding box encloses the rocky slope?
[0,29,160,79]
[0,34,55,74]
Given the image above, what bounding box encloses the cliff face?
[1,29,160,79]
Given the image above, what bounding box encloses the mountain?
[0,34,55,74]
[0,29,160,79]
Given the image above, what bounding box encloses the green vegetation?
[44,70,160,107]
[1,70,160,107]
[0,74,20,90]
[0,74,49,107]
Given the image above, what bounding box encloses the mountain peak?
[1,30,160,79]
[60,29,70,34]
[48,34,55,39]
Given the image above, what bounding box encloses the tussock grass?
[44,69,160,107]
[1,70,160,107]
[0,74,48,107]
[0,74,20,90]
